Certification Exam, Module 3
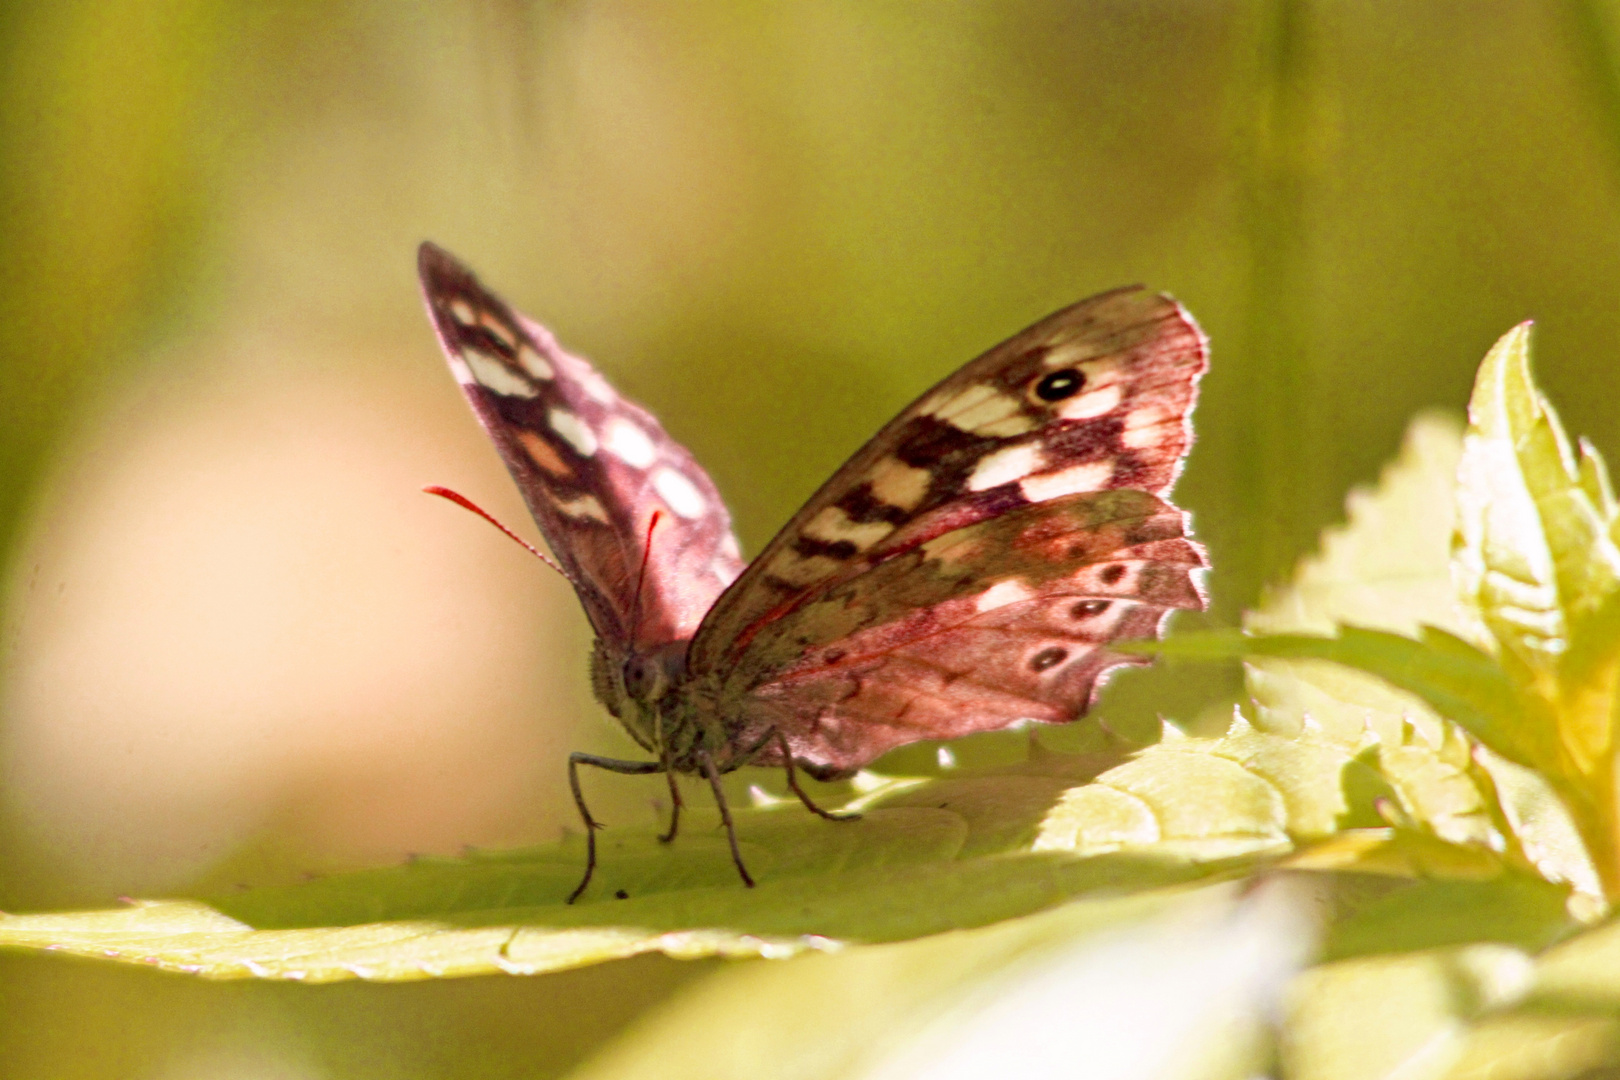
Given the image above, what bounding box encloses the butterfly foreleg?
[772,730,862,823]
[566,752,665,904]
[696,748,755,889]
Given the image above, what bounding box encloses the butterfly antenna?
[629,510,663,641]
[422,485,574,582]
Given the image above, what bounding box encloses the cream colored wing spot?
[517,430,572,478]
[1021,461,1114,502]
[554,494,609,522]
[968,443,1044,492]
[652,468,706,519]
[719,533,743,561]
[603,417,657,468]
[803,506,894,550]
[1121,405,1172,449]
[1056,383,1123,422]
[449,298,477,327]
[975,579,1033,613]
[547,408,598,456]
[928,384,1037,436]
[517,345,555,380]
[867,456,931,510]
[466,351,539,399]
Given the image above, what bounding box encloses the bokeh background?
[3,2,1620,1076]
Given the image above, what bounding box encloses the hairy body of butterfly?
[417,242,1208,902]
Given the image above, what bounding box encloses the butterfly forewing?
[688,289,1208,772]
[418,243,744,653]
[692,288,1205,665]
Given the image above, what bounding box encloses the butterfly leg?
[657,754,683,844]
[774,730,862,823]
[566,752,664,904]
[697,749,755,888]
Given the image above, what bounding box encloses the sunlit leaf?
[1281,944,1536,1080]
[1453,322,1620,711]
[1284,896,1620,1080]
[567,880,1310,1080]
[0,759,1288,981]
[1131,628,1547,775]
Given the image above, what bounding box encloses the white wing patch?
[1021,461,1114,502]
[604,417,658,468]
[517,345,555,380]
[548,408,598,456]
[1056,383,1122,422]
[465,352,539,399]
[968,443,1044,492]
[554,493,609,522]
[652,468,706,519]
[975,579,1033,613]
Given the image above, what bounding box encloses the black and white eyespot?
[1032,368,1086,403]
[1070,599,1111,620]
[1029,646,1069,673]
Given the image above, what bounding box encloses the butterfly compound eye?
[623,656,656,700]
[1033,368,1086,402]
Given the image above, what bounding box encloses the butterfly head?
[590,638,693,754]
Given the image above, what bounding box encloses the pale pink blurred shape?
[1,333,589,893]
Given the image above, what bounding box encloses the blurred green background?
[3,2,1620,1076]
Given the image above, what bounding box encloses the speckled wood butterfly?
[417,243,1207,901]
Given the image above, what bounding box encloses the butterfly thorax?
[590,637,730,772]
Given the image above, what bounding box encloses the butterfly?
[417,242,1207,902]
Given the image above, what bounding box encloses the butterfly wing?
[418,243,744,653]
[689,287,1207,773]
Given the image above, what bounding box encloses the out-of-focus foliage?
[9,3,1620,1079]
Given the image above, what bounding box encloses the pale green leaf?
[1285,900,1620,1080]
[1281,944,1536,1080]
[1132,628,1548,775]
[1453,323,1620,690]
[568,880,1309,1080]
[0,759,1284,981]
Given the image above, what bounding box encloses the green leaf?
[1281,944,1539,1080]
[1318,872,1572,962]
[0,759,1282,981]
[1284,902,1620,1080]
[1130,628,1548,775]
[1453,322,1620,703]
[566,880,1305,1080]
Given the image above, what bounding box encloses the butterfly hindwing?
[719,489,1204,774]
[418,243,744,653]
